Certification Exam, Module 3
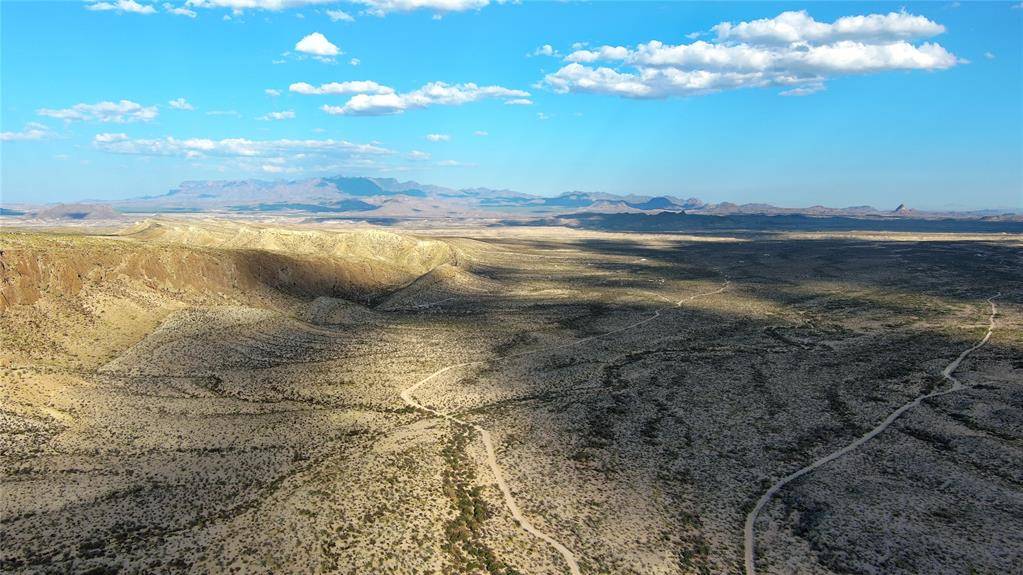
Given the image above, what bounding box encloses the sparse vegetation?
[1,222,1020,574]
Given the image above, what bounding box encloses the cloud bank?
[93,133,392,158]
[38,100,159,123]
[1,123,55,142]
[544,10,960,98]
[302,81,529,115]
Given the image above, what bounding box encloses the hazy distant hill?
[3,174,1018,222]
[34,203,123,221]
[104,176,712,218]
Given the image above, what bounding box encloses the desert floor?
[2,221,1021,574]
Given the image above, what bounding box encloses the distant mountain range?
[108,176,709,218]
[2,175,1019,222]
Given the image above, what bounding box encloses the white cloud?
[168,97,194,110]
[326,8,353,21]
[1,122,54,142]
[93,133,393,157]
[536,112,551,120]
[984,51,995,60]
[206,109,241,116]
[504,98,533,105]
[473,130,488,136]
[350,58,361,66]
[531,44,559,57]
[780,83,825,96]
[185,0,337,10]
[545,10,960,99]
[436,159,473,167]
[265,88,282,96]
[295,32,340,58]
[425,133,450,142]
[354,0,489,17]
[319,81,530,115]
[163,3,197,17]
[407,150,431,160]
[258,110,296,120]
[544,64,657,98]
[565,45,630,63]
[85,0,157,14]
[712,10,945,44]
[798,41,958,73]
[94,132,129,143]
[37,100,158,123]
[290,80,394,95]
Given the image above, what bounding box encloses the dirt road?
[400,280,730,574]
[743,294,1001,575]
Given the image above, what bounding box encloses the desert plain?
[1,219,1021,574]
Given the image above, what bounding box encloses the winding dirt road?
[743,294,1001,575]
[400,279,730,575]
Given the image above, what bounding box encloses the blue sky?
[1,0,1021,210]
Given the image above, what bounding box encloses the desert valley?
[3,2,1021,573]
[2,216,1020,574]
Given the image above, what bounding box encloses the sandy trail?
[743,294,1001,575]
[400,280,730,575]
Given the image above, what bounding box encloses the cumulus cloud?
[545,10,959,99]
[258,110,296,120]
[530,44,559,57]
[407,150,431,160]
[326,8,353,21]
[295,32,340,59]
[163,3,197,16]
[265,88,282,96]
[168,97,194,110]
[425,133,450,142]
[38,100,159,123]
[712,10,945,44]
[1,122,54,142]
[93,133,392,158]
[318,81,529,116]
[504,98,533,105]
[354,0,489,17]
[290,80,395,95]
[564,45,630,63]
[85,0,156,14]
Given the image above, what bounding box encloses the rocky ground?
[1,221,1021,574]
